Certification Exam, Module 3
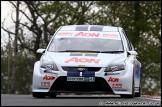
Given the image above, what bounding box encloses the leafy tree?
[96,1,161,95]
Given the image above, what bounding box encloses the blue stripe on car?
[75,25,89,31]
[82,72,95,77]
[135,64,140,79]
[67,71,80,77]
[90,25,103,31]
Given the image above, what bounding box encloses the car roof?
[59,25,120,32]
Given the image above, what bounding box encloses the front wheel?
[120,94,134,98]
[48,92,57,98]
[32,92,46,98]
[134,87,141,97]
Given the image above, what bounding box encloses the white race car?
[32,25,141,98]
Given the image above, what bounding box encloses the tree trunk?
[7,33,12,94]
[11,1,20,94]
[133,1,141,47]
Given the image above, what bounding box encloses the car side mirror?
[128,51,138,56]
[36,49,46,54]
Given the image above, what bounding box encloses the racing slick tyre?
[32,92,46,98]
[120,74,135,98]
[134,87,141,97]
[47,93,57,98]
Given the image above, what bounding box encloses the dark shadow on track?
[32,96,138,99]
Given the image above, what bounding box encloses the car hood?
[43,52,127,67]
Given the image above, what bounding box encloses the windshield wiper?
[100,51,124,53]
[57,50,101,53]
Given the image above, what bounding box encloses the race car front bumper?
[32,61,134,95]
[49,76,114,94]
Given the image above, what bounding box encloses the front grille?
[49,77,114,92]
[62,67,101,72]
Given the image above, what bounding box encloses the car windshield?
[48,38,124,52]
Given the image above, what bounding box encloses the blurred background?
[1,1,161,95]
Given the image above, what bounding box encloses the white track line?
[139,97,161,101]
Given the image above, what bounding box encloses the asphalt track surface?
[1,94,161,106]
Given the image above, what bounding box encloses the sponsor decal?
[41,82,50,87]
[43,75,56,80]
[103,34,118,38]
[56,31,119,39]
[135,87,139,91]
[65,57,100,64]
[108,77,119,82]
[104,72,120,76]
[112,84,122,88]
[75,32,99,37]
[57,32,73,36]
[115,88,127,91]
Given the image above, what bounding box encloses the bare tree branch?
[17,36,34,52]
[19,22,37,34]
[1,26,15,35]
[9,1,16,8]
[19,7,33,22]
[11,11,15,23]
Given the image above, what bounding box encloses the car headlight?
[105,62,125,72]
[40,60,58,72]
